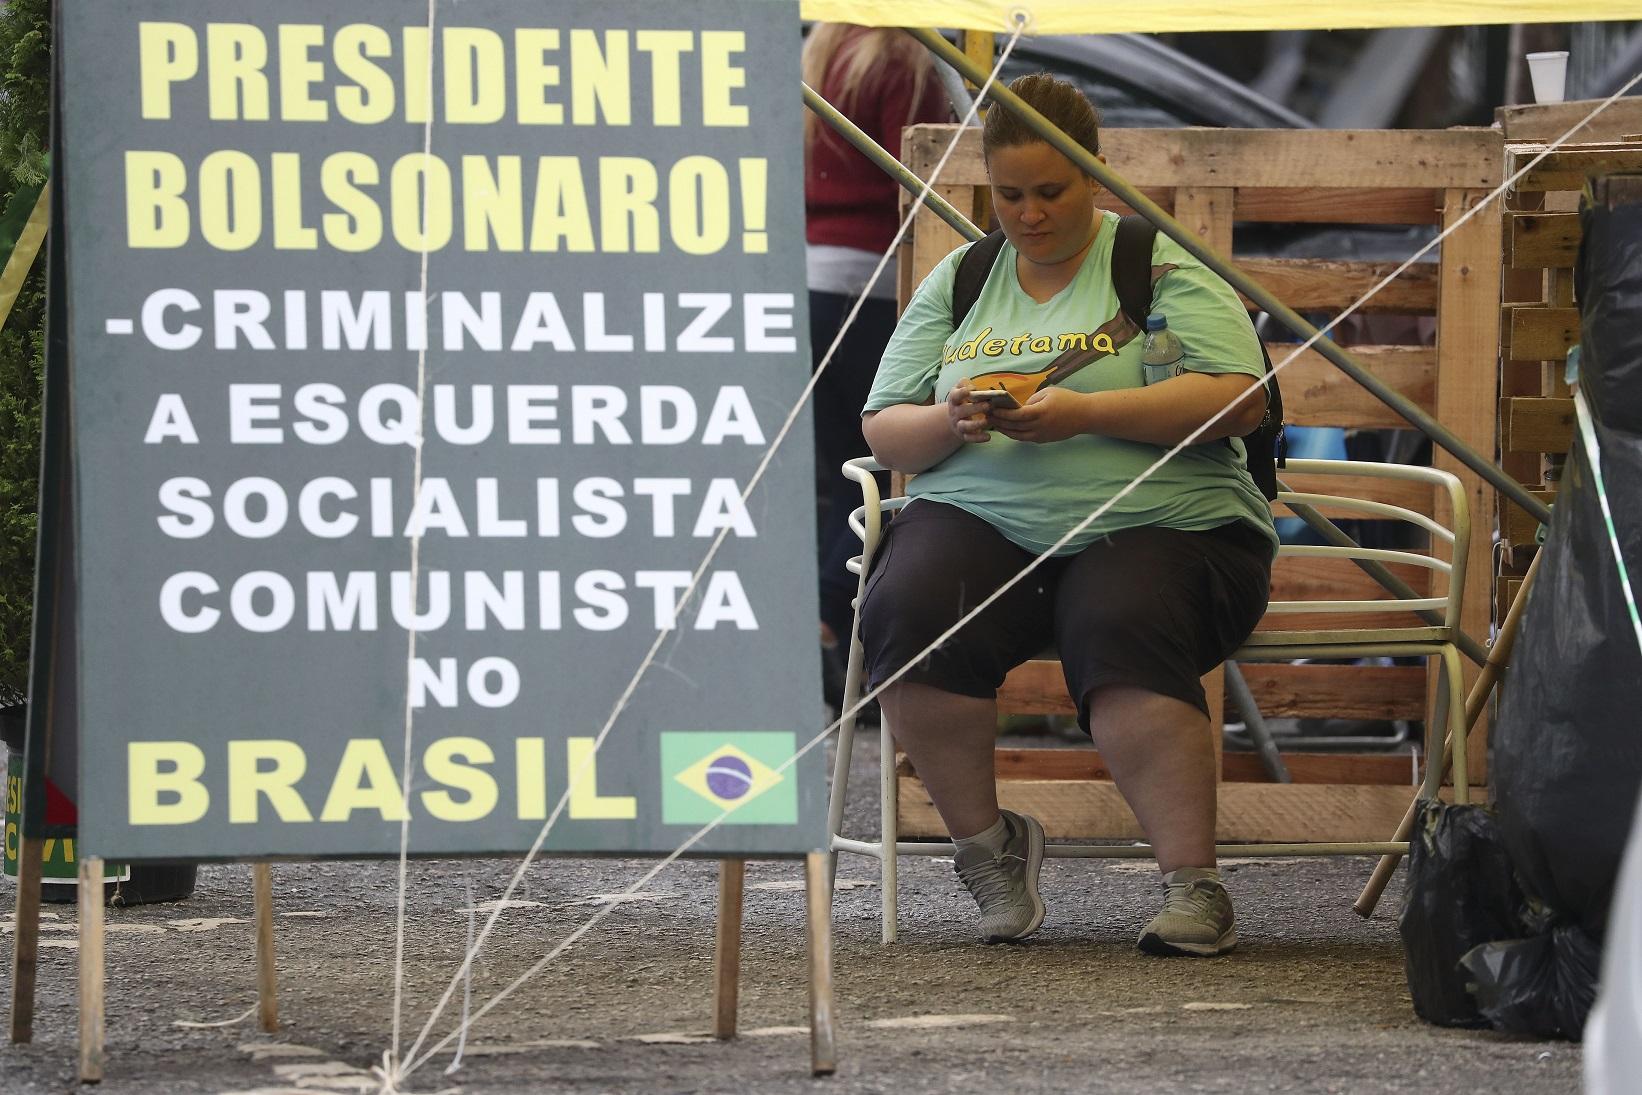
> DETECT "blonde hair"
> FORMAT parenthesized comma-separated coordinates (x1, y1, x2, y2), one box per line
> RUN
(802, 24, 939, 154)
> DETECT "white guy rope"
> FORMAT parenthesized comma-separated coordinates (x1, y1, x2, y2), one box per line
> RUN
(400, 40, 1642, 1092)
(171, 1005, 257, 1029)
(386, 0, 440, 1080)
(393, 16, 1032, 1077)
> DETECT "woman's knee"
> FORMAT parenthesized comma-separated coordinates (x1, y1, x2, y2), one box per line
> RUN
(880, 680, 996, 735)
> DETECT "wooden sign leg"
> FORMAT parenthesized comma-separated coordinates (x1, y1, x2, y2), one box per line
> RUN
(78, 857, 104, 1084)
(8, 835, 45, 1043)
(712, 859, 745, 1040)
(805, 852, 837, 1076)
(253, 863, 279, 1032)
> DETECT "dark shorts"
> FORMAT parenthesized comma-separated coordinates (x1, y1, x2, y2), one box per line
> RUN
(858, 500, 1273, 725)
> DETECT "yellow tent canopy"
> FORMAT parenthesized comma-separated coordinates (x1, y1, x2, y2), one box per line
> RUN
(800, 1, 1642, 34)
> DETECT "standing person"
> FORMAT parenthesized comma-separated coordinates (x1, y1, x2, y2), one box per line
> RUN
(803, 24, 950, 701)
(858, 74, 1276, 956)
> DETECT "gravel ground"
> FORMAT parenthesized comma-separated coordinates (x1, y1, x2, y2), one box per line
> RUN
(2, 734, 1582, 1094)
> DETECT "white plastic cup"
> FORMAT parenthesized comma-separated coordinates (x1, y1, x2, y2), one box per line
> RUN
(1527, 51, 1570, 105)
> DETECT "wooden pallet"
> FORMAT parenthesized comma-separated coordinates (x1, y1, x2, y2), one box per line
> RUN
(893, 124, 1503, 843)
(896, 750, 1482, 843)
(1496, 102, 1642, 616)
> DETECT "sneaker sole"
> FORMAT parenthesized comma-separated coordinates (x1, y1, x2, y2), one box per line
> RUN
(1136, 925, 1238, 957)
(983, 813, 1046, 944)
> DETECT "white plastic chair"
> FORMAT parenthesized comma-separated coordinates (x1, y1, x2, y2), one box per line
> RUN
(825, 457, 1471, 941)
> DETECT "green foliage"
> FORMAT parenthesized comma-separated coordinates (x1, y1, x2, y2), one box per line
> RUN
(0, 0, 51, 700)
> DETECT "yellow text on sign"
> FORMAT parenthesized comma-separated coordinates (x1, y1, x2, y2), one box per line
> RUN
(126, 736, 636, 825)
(124, 150, 769, 255)
(137, 23, 749, 127)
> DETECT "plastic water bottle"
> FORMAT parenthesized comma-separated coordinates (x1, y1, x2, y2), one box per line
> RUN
(1141, 314, 1185, 385)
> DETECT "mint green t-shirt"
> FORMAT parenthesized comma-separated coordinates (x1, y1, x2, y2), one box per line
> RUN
(863, 209, 1278, 557)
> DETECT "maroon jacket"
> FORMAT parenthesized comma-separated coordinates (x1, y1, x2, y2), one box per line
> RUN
(806, 29, 951, 254)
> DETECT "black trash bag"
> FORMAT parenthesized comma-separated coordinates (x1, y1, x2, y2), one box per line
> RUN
(1494, 434, 1642, 939)
(108, 862, 198, 906)
(1400, 801, 1526, 1026)
(1493, 188, 1642, 941)
(37, 862, 199, 906)
(1461, 924, 1603, 1040)
(0, 701, 25, 756)
(1576, 179, 1642, 435)
(1476, 183, 1642, 1041)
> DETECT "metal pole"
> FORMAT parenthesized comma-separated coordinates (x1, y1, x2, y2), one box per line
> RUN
(961, 32, 996, 93)
(1223, 661, 1291, 783)
(802, 84, 982, 243)
(960, 31, 997, 229)
(905, 27, 1552, 529)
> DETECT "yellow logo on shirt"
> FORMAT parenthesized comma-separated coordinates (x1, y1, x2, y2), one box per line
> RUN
(942, 326, 1116, 366)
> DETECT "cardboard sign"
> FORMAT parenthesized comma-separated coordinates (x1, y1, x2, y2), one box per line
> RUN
(60, 0, 825, 859)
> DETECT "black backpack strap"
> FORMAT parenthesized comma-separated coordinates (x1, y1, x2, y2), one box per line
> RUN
(1113, 213, 1284, 499)
(957, 219, 1153, 329)
(1111, 214, 1158, 328)
(950, 229, 1008, 329)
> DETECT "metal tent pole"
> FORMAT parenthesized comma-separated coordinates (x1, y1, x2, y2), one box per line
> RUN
(802, 84, 981, 242)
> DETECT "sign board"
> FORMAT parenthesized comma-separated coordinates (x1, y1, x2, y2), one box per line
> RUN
(59, 0, 825, 860)
(5, 751, 127, 882)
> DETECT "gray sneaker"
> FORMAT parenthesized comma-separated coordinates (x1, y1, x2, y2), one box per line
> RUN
(1138, 869, 1237, 957)
(953, 810, 1046, 943)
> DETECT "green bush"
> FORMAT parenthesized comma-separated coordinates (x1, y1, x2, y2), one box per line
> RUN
(0, 0, 51, 701)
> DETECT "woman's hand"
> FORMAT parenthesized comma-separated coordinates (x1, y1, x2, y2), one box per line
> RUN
(946, 380, 993, 445)
(989, 387, 1092, 444)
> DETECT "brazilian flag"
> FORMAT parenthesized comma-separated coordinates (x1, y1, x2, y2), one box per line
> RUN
(660, 732, 798, 825)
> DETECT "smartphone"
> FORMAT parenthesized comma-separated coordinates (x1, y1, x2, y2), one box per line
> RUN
(969, 388, 1021, 410)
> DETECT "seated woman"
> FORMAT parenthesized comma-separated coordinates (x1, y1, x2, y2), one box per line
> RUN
(858, 74, 1276, 956)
